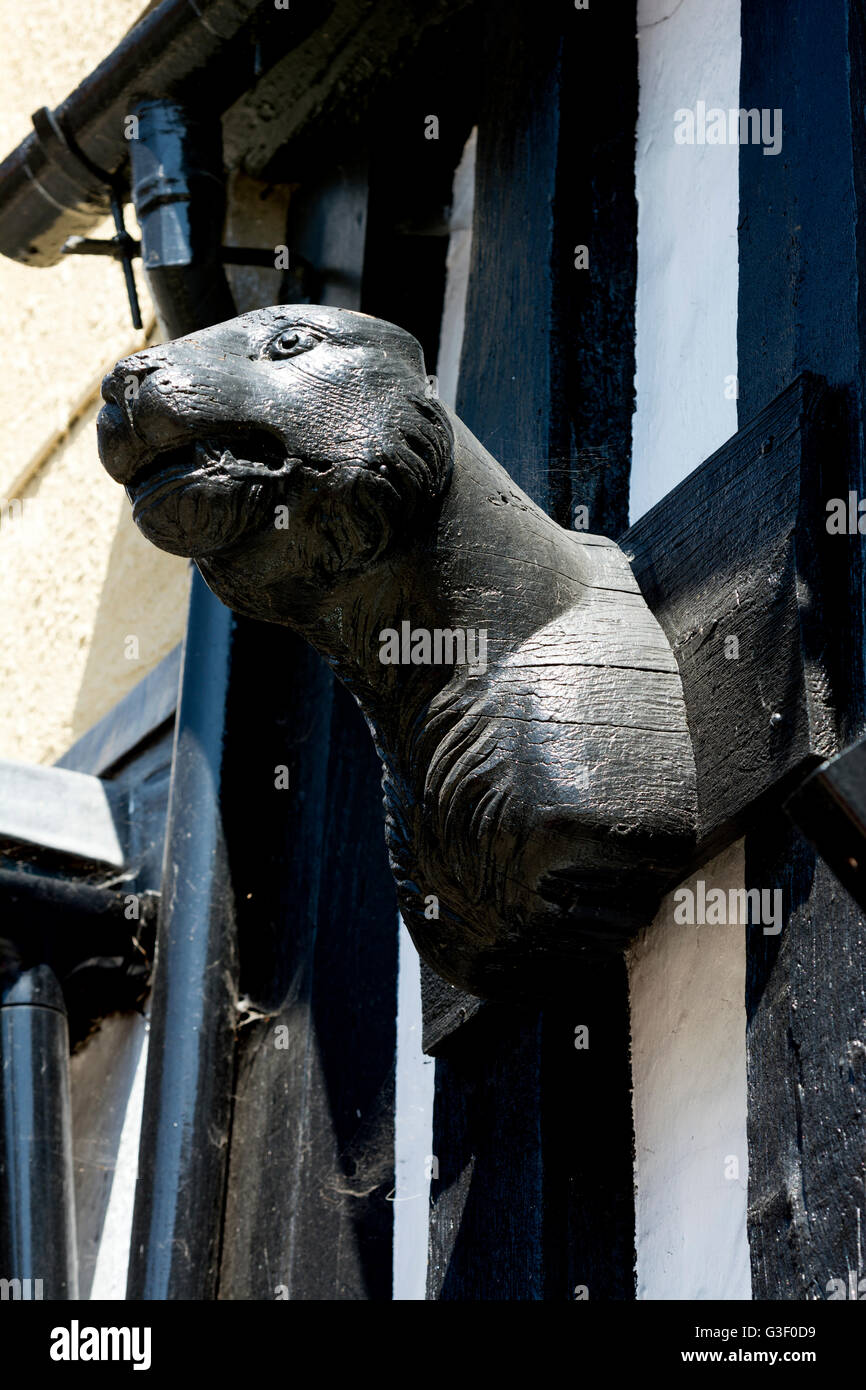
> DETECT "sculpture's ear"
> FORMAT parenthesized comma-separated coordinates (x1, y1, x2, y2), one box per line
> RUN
(388, 388, 455, 504)
(352, 313, 431, 384)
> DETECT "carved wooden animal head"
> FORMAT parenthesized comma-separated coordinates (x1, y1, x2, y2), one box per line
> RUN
(98, 306, 453, 618)
(98, 306, 697, 999)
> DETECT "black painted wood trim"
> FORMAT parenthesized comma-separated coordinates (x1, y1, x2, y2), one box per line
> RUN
(425, 0, 638, 1300)
(215, 162, 400, 1301)
(739, 0, 866, 1300)
(786, 733, 866, 915)
(216, 629, 399, 1301)
(55, 643, 181, 778)
(623, 372, 846, 861)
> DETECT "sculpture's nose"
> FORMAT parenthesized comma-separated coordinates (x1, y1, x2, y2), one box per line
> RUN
(100, 351, 163, 412)
(98, 351, 168, 485)
(97, 395, 143, 484)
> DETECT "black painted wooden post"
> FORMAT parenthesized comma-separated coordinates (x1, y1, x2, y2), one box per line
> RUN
(425, 0, 639, 1300)
(216, 169, 400, 1302)
(739, 0, 866, 1299)
(125, 105, 397, 1303)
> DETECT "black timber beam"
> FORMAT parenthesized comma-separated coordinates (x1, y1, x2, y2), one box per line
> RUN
(424, 371, 850, 1054)
(739, 0, 866, 1301)
(216, 628, 399, 1301)
(216, 159, 399, 1302)
(424, 0, 638, 1300)
(786, 735, 866, 916)
(222, 0, 472, 181)
(622, 372, 846, 862)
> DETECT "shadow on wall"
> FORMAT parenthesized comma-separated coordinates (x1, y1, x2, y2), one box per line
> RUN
(0, 393, 189, 764)
(70, 497, 190, 747)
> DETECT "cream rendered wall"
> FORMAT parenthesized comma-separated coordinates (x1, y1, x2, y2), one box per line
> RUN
(0, 0, 190, 764)
(629, 0, 750, 1299)
(0, 409, 191, 764)
(629, 846, 751, 1299)
(0, 3, 194, 1301)
(630, 0, 741, 520)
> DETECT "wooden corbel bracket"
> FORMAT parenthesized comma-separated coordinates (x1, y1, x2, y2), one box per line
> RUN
(625, 372, 844, 861)
(95, 309, 842, 1039)
(425, 373, 846, 1050)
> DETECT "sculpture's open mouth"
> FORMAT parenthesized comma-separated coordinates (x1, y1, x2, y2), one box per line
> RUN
(128, 430, 300, 522)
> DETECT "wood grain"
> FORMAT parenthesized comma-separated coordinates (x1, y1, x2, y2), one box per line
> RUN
(623, 372, 846, 861)
(739, 0, 866, 1301)
(425, 0, 639, 1299)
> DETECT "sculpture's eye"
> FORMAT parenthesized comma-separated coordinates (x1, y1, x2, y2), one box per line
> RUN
(265, 328, 320, 360)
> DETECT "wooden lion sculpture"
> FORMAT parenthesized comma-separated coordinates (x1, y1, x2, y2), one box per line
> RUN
(98, 305, 696, 998)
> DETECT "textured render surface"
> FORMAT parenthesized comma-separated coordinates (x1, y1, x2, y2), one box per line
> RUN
(0, 0, 140, 151)
(0, 400, 190, 764)
(0, 1, 190, 763)
(629, 842, 751, 1300)
(631, 0, 740, 521)
(0, 0, 155, 497)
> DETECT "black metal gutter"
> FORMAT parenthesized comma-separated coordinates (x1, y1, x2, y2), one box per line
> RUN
(0, 966, 78, 1300)
(130, 100, 236, 335)
(0, 871, 157, 1301)
(0, 0, 320, 267)
(123, 100, 240, 1301)
(126, 572, 240, 1300)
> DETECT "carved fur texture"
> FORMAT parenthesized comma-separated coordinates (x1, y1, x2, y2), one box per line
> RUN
(99, 306, 697, 998)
